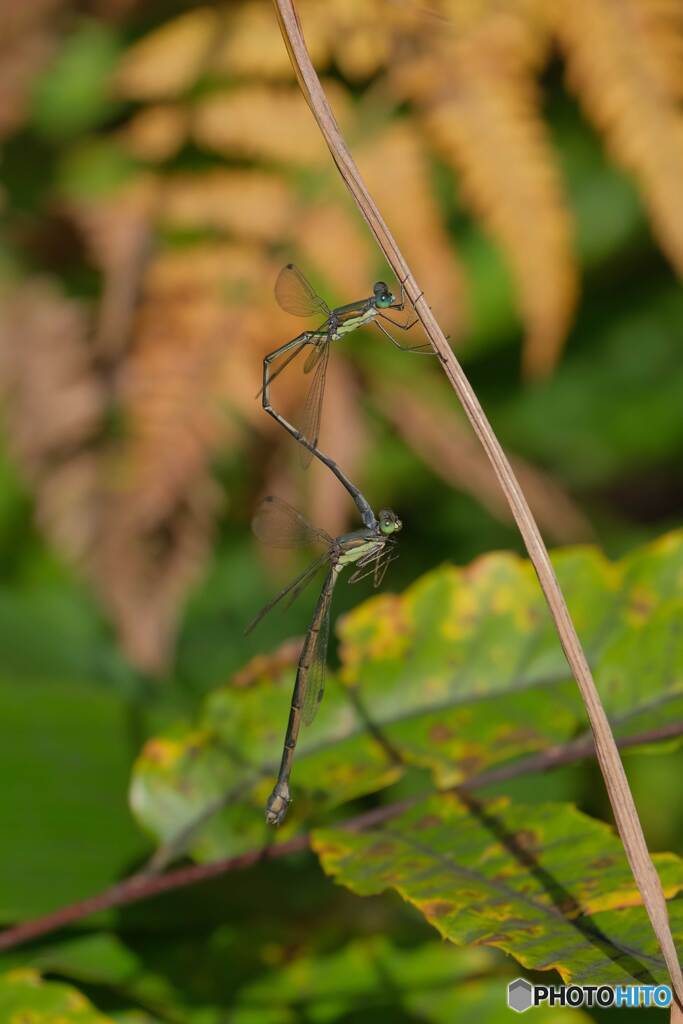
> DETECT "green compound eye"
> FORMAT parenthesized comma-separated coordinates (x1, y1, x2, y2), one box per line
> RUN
(378, 509, 402, 535)
(373, 282, 394, 308)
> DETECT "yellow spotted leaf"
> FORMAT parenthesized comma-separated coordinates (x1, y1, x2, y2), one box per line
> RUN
(313, 795, 683, 986)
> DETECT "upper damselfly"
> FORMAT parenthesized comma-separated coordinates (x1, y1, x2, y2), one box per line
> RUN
(260, 265, 431, 527)
(247, 495, 402, 825)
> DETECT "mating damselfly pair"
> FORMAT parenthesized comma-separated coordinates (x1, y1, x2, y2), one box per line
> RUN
(252, 266, 430, 824)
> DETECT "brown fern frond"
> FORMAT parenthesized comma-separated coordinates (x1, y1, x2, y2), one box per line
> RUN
(193, 82, 351, 165)
(67, 180, 156, 278)
(325, 0, 392, 80)
(115, 7, 219, 100)
(0, 1, 65, 140)
(325, 0, 428, 80)
(0, 281, 105, 565)
(211, 0, 437, 85)
(66, 180, 157, 360)
(96, 477, 221, 673)
(391, 1, 576, 377)
(0, 266, 224, 673)
(90, 241, 264, 671)
(97, 396, 222, 672)
(160, 170, 296, 243)
(119, 103, 188, 162)
(360, 121, 468, 336)
(551, 0, 683, 282)
(296, 201, 376, 300)
(214, 0, 329, 79)
(0, 230, 283, 671)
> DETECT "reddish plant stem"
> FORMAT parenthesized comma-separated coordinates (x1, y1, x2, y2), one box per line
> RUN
(0, 721, 679, 954)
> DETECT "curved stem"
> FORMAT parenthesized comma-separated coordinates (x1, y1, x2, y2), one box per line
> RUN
(271, 0, 683, 1004)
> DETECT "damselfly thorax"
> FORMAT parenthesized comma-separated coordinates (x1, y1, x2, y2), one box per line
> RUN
(303, 303, 378, 371)
(328, 302, 379, 339)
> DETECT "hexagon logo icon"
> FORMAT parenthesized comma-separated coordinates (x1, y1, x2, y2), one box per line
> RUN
(508, 978, 533, 1013)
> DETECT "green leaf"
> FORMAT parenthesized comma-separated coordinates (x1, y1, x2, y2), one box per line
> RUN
(0, 970, 114, 1022)
(0, 585, 130, 688)
(110, 1014, 160, 1023)
(0, 931, 229, 1022)
(130, 529, 683, 856)
(3, 932, 592, 1024)
(313, 796, 683, 987)
(57, 139, 139, 199)
(31, 21, 122, 140)
(500, 287, 683, 485)
(231, 937, 592, 1024)
(2, 925, 285, 1022)
(0, 680, 148, 920)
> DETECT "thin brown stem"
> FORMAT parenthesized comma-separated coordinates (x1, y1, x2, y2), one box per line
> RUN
(0, 720, 679, 955)
(272, 0, 683, 1003)
(0, 835, 308, 954)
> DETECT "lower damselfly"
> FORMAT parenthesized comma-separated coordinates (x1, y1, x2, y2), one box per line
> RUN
(261, 264, 431, 528)
(247, 496, 402, 825)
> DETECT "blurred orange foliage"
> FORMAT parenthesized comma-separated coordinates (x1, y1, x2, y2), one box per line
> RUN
(2, 0, 683, 668)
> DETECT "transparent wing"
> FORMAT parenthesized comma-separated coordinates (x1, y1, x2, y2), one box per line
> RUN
(298, 338, 330, 468)
(245, 551, 329, 635)
(303, 339, 325, 374)
(275, 264, 331, 319)
(301, 579, 333, 726)
(252, 495, 332, 549)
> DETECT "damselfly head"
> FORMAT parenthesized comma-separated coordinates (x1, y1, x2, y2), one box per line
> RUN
(373, 281, 395, 308)
(378, 508, 402, 535)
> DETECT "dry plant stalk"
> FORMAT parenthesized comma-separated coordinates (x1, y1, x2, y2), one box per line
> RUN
(272, 0, 683, 1006)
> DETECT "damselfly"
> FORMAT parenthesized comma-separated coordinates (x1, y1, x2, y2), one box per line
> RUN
(261, 265, 431, 528)
(247, 495, 402, 825)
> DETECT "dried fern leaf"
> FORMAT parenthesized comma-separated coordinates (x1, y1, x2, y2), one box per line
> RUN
(215, 0, 330, 79)
(0, 238, 278, 672)
(0, 280, 104, 565)
(93, 244, 243, 671)
(66, 180, 157, 360)
(193, 83, 350, 165)
(360, 121, 468, 337)
(119, 103, 188, 162)
(0, 1, 64, 139)
(160, 170, 296, 242)
(326, 0, 426, 80)
(405, 2, 576, 376)
(296, 201, 376, 301)
(551, 0, 683, 283)
(115, 7, 218, 100)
